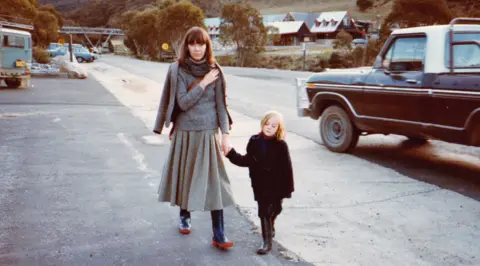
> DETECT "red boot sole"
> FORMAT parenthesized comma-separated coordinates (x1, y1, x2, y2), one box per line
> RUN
(179, 229, 191, 235)
(212, 240, 234, 249)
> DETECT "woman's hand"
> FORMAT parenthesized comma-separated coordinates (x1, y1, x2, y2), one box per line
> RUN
(221, 133, 232, 156)
(199, 69, 219, 89)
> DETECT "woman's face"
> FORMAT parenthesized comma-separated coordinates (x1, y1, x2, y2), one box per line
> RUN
(188, 43, 206, 61)
(262, 116, 280, 137)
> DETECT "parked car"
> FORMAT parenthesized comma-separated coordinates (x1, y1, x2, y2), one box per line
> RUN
(0, 27, 32, 88)
(48, 46, 95, 63)
(295, 18, 480, 153)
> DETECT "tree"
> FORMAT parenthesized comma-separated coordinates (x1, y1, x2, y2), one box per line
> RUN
(333, 29, 353, 52)
(266, 25, 281, 45)
(32, 10, 59, 47)
(356, 0, 374, 11)
(446, 0, 480, 18)
(381, 0, 453, 37)
(38, 4, 65, 27)
(0, 0, 37, 23)
(220, 2, 268, 66)
(128, 8, 160, 59)
(156, 0, 206, 56)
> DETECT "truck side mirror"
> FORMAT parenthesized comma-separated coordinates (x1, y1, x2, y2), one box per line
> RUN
(382, 59, 390, 69)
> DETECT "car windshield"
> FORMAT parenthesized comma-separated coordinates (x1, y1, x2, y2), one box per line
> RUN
(446, 32, 480, 68)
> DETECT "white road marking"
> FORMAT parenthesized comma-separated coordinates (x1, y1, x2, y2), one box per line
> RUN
(117, 132, 157, 188)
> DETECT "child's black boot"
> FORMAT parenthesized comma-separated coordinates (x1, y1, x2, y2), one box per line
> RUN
(257, 216, 273, 255)
(271, 213, 278, 238)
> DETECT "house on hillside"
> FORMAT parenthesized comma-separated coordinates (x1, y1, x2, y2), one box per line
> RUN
(310, 11, 364, 42)
(265, 21, 311, 46)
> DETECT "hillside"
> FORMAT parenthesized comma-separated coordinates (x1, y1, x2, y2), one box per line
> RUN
(40, 0, 394, 24)
(40, 0, 476, 27)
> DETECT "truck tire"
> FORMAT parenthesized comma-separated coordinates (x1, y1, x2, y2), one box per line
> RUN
(77, 57, 84, 63)
(5, 78, 21, 88)
(320, 106, 359, 153)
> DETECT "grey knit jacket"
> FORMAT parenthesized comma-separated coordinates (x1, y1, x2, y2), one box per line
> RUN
(153, 61, 233, 135)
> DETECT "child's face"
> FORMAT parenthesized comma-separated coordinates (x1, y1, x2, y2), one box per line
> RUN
(262, 116, 280, 137)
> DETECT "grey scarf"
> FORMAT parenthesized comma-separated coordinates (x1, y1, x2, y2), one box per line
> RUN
(181, 57, 212, 77)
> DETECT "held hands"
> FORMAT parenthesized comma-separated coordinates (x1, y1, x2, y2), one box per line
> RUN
(221, 134, 232, 156)
(199, 69, 219, 89)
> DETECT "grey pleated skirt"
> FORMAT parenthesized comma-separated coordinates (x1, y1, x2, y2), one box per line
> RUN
(157, 129, 235, 211)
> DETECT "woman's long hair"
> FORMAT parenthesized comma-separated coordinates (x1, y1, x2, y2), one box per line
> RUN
(178, 26, 215, 65)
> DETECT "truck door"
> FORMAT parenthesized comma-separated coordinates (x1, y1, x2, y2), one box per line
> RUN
(363, 35, 430, 125)
(0, 32, 3, 67)
(429, 32, 480, 130)
(1, 34, 26, 69)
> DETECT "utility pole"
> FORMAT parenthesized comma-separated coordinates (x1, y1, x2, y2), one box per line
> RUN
(302, 42, 307, 71)
(69, 34, 73, 62)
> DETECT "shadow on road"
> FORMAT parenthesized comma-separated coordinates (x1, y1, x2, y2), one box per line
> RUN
(351, 139, 480, 201)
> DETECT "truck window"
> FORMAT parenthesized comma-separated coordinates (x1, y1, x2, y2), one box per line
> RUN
(446, 32, 480, 69)
(384, 37, 426, 72)
(2, 35, 25, 49)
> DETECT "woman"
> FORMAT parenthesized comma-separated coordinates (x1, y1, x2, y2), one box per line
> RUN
(153, 26, 235, 249)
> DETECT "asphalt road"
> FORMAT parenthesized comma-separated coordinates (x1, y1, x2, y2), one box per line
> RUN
(96, 55, 480, 201)
(0, 77, 311, 266)
(81, 57, 480, 265)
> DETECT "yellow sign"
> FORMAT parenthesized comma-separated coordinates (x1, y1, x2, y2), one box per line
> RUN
(15, 60, 25, 68)
(58, 38, 65, 45)
(162, 43, 169, 51)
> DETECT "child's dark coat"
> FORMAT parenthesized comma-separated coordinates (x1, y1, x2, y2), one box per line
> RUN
(226, 134, 294, 202)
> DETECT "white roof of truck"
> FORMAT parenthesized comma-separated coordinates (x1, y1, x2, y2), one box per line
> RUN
(390, 24, 480, 74)
(392, 24, 480, 35)
(1, 28, 32, 36)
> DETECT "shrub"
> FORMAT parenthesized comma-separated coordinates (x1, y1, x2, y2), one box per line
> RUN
(33, 47, 51, 64)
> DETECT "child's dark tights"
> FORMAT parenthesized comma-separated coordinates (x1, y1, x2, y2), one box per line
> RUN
(257, 199, 283, 218)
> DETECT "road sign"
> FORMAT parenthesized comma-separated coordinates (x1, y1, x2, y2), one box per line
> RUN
(162, 43, 169, 51)
(58, 38, 65, 45)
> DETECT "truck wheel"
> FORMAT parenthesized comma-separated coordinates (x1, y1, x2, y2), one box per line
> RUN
(77, 57, 84, 63)
(320, 106, 359, 153)
(5, 78, 21, 88)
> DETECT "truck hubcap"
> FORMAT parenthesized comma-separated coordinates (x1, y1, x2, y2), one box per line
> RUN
(324, 115, 344, 144)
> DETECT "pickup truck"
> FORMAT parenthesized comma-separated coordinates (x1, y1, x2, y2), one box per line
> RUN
(295, 18, 480, 153)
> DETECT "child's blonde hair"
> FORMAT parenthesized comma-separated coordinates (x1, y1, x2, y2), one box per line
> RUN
(260, 110, 285, 140)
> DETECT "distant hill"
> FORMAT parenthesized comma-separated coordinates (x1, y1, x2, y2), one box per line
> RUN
(39, 0, 476, 27)
(38, 0, 88, 12)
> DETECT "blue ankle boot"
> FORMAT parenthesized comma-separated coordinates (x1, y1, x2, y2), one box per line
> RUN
(211, 210, 234, 249)
(179, 209, 191, 234)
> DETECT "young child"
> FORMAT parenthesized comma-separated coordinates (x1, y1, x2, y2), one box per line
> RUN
(225, 110, 294, 255)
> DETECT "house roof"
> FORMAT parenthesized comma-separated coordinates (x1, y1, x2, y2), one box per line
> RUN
(287, 12, 321, 29)
(310, 11, 348, 33)
(266, 21, 306, 35)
